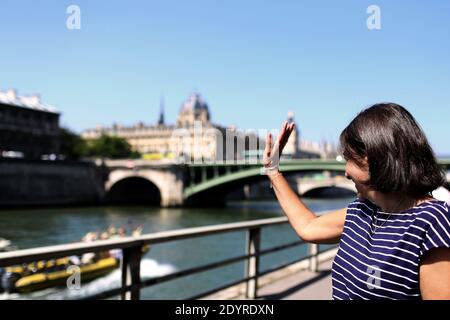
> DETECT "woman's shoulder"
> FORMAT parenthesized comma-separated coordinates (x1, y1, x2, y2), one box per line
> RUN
(411, 199, 450, 258)
(346, 197, 377, 213)
(345, 198, 450, 224)
(411, 199, 450, 226)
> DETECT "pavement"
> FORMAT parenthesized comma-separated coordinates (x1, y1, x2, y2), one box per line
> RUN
(202, 250, 336, 300)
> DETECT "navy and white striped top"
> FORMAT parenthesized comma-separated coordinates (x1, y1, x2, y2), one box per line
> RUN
(332, 198, 450, 300)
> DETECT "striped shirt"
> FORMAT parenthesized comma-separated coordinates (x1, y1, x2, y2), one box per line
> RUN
(332, 198, 450, 300)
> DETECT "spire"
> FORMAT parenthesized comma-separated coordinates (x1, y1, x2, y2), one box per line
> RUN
(158, 96, 165, 126)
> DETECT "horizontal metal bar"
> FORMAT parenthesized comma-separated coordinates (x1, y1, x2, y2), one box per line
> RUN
(125, 241, 305, 289)
(139, 253, 252, 288)
(0, 239, 141, 267)
(82, 246, 337, 300)
(83, 276, 254, 301)
(187, 246, 337, 300)
(136, 217, 288, 245)
(0, 217, 289, 267)
(81, 241, 307, 300)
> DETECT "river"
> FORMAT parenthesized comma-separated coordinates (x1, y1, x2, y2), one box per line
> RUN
(0, 197, 353, 300)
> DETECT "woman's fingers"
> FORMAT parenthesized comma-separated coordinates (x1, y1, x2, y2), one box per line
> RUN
(287, 122, 295, 138)
(280, 122, 290, 146)
(277, 122, 285, 141)
(263, 121, 295, 167)
(279, 121, 288, 143)
(280, 124, 289, 147)
(276, 122, 287, 150)
(264, 133, 272, 154)
(279, 122, 295, 151)
(263, 133, 273, 166)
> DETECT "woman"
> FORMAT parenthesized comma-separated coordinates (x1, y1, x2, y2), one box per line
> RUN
(263, 103, 450, 300)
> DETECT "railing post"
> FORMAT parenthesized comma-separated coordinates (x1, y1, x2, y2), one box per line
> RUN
(120, 245, 142, 300)
(308, 243, 319, 272)
(245, 227, 261, 299)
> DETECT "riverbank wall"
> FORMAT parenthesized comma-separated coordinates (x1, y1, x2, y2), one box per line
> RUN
(0, 158, 105, 208)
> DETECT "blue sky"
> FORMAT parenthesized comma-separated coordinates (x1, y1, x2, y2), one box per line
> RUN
(1, 0, 449, 155)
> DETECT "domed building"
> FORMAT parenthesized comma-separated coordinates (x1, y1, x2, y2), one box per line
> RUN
(82, 92, 261, 162)
(177, 93, 211, 128)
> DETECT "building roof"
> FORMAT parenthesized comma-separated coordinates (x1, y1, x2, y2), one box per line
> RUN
(181, 92, 209, 112)
(0, 89, 59, 114)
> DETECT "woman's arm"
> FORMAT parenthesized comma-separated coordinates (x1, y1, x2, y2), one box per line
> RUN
(420, 248, 450, 299)
(270, 173, 346, 244)
(263, 122, 346, 244)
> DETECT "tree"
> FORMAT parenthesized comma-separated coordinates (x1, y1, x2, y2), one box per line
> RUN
(59, 127, 88, 160)
(85, 134, 140, 159)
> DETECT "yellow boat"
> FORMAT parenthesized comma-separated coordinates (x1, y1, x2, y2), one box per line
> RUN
(2, 256, 119, 294)
(1, 227, 149, 294)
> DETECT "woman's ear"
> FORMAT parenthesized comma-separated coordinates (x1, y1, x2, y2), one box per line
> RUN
(363, 156, 370, 170)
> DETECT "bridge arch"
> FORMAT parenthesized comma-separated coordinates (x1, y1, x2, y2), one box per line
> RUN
(105, 176, 161, 205)
(105, 168, 184, 207)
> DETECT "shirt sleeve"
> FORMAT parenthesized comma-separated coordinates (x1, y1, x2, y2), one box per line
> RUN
(419, 203, 450, 259)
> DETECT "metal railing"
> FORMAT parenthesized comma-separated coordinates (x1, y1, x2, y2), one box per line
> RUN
(0, 217, 337, 300)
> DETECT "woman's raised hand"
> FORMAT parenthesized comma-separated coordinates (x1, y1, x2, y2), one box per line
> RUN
(263, 121, 295, 170)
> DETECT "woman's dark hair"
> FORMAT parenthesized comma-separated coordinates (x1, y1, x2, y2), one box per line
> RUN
(340, 103, 445, 197)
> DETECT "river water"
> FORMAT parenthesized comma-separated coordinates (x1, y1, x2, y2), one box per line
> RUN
(0, 197, 353, 300)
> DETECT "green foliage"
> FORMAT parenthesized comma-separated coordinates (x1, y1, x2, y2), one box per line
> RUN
(59, 128, 140, 159)
(59, 127, 87, 160)
(84, 134, 140, 159)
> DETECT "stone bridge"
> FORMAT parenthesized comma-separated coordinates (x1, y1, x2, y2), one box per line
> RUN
(102, 159, 450, 207)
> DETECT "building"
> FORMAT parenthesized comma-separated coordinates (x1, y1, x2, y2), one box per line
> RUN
(299, 139, 338, 159)
(283, 111, 300, 157)
(0, 89, 60, 159)
(82, 92, 263, 162)
(281, 111, 325, 159)
(82, 92, 338, 161)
